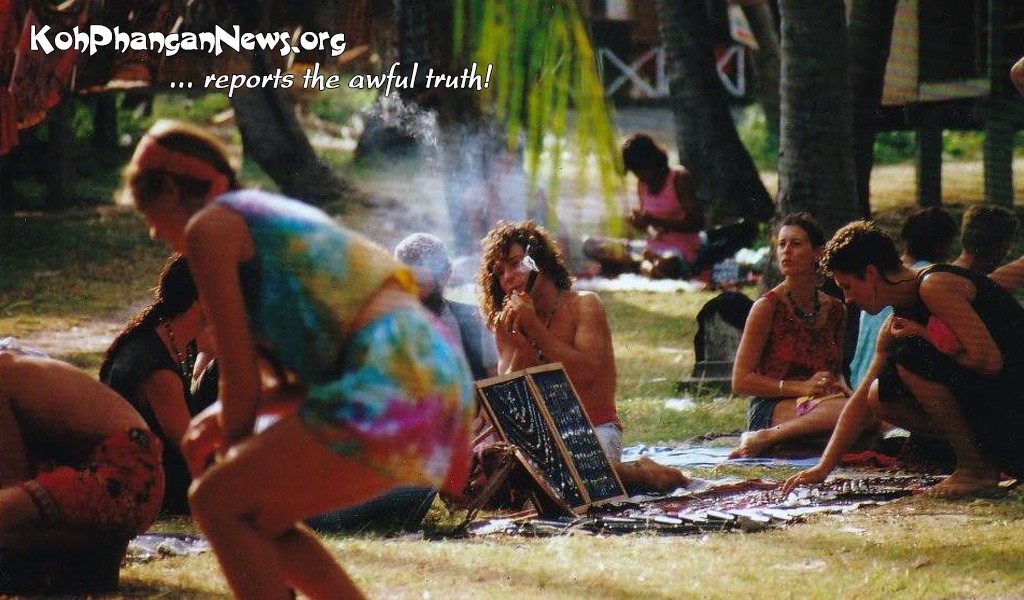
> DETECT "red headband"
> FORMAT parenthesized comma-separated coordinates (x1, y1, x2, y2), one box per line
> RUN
(131, 135, 230, 201)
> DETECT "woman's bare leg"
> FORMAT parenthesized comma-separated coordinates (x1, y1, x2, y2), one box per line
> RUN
(730, 398, 847, 458)
(189, 415, 402, 600)
(275, 524, 362, 597)
(895, 365, 1001, 497)
(865, 379, 943, 437)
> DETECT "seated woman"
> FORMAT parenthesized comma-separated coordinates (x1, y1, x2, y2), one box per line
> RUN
(730, 213, 850, 458)
(123, 119, 473, 599)
(0, 351, 162, 549)
(582, 133, 755, 280)
(100, 253, 212, 515)
(784, 222, 1024, 498)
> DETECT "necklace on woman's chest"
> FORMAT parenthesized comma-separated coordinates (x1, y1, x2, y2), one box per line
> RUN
(786, 287, 821, 322)
(160, 316, 193, 380)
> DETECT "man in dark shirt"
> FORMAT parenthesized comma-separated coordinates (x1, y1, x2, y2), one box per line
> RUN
(395, 233, 498, 380)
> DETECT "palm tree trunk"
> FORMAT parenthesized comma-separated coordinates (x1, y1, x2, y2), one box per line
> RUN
(776, 0, 859, 235)
(231, 51, 357, 207)
(655, 0, 774, 222)
(849, 0, 898, 219)
(741, 1, 781, 147)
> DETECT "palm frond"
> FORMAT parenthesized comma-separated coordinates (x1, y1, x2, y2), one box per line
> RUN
(453, 0, 625, 235)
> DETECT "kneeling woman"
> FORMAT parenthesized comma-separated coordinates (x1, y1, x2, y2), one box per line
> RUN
(785, 221, 1024, 498)
(730, 213, 850, 457)
(124, 120, 473, 599)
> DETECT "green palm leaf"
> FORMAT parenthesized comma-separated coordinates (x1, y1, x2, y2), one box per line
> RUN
(453, 0, 625, 235)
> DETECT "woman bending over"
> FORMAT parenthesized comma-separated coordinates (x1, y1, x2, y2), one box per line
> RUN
(123, 119, 473, 599)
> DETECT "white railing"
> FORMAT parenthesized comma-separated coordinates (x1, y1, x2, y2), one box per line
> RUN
(598, 44, 747, 99)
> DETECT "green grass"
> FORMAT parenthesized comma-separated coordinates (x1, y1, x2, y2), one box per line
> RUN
(0, 210, 168, 334)
(3, 99, 1024, 598)
(112, 494, 1024, 599)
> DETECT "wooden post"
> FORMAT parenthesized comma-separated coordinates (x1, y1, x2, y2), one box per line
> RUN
(983, 0, 1013, 207)
(916, 124, 942, 207)
(984, 116, 1014, 207)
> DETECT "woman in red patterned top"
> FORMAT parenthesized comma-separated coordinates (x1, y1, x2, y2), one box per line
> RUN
(729, 213, 850, 457)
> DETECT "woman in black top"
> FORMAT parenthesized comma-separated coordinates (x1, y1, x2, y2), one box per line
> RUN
(784, 221, 1024, 498)
(100, 254, 213, 514)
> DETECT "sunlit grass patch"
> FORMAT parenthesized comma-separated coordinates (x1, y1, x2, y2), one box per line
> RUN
(0, 210, 167, 328)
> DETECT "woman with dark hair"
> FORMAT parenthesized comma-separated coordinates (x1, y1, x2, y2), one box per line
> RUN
(783, 221, 1024, 498)
(729, 213, 850, 458)
(100, 253, 211, 515)
(123, 119, 473, 599)
(583, 132, 756, 280)
(848, 207, 957, 388)
(621, 133, 705, 278)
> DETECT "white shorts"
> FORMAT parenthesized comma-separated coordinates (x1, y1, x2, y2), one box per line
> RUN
(593, 422, 623, 463)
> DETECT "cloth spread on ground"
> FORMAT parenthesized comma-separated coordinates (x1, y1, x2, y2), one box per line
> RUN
(621, 443, 822, 469)
(467, 471, 952, 538)
(126, 533, 210, 562)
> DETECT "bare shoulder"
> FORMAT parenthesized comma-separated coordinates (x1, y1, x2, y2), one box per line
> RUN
(752, 287, 783, 312)
(186, 203, 245, 240)
(572, 289, 604, 308)
(919, 270, 975, 302)
(185, 203, 251, 260)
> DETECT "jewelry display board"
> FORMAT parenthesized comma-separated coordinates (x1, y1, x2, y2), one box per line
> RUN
(475, 364, 628, 515)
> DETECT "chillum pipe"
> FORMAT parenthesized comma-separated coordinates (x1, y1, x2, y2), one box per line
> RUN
(523, 243, 540, 293)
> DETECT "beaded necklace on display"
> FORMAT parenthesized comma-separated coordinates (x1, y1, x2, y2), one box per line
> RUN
(786, 287, 821, 322)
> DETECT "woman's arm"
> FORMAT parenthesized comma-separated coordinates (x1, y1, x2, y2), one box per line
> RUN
(919, 272, 1002, 375)
(138, 369, 193, 448)
(781, 345, 885, 495)
(988, 254, 1024, 292)
(185, 205, 262, 449)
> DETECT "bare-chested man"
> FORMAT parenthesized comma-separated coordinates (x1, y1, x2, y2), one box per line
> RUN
(0, 351, 163, 550)
(479, 221, 687, 491)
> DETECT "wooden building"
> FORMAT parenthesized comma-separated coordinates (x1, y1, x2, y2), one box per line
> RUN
(877, 0, 1023, 207)
(588, 0, 1023, 207)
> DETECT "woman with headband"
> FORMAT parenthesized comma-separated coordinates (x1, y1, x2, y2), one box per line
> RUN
(123, 119, 473, 599)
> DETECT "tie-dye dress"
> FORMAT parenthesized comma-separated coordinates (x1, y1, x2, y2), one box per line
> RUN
(216, 191, 473, 489)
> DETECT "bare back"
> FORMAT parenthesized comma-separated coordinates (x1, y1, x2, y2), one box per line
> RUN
(0, 353, 147, 460)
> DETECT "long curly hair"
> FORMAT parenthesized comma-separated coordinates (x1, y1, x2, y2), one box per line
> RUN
(477, 220, 572, 329)
(99, 254, 198, 380)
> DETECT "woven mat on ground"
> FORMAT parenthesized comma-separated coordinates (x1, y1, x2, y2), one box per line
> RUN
(467, 471, 947, 537)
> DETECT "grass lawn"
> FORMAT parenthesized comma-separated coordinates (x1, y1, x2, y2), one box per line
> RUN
(3, 105, 1024, 596)
(4, 208, 1024, 599)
